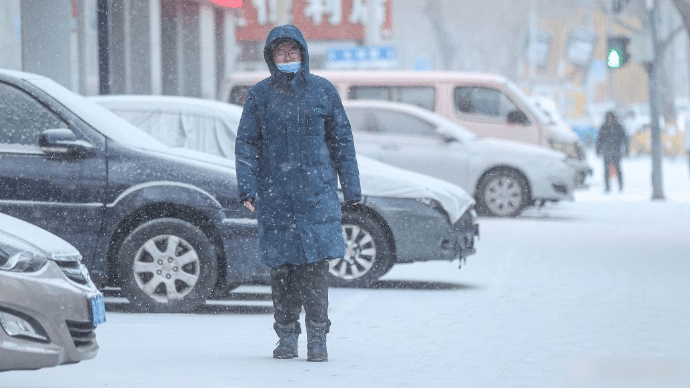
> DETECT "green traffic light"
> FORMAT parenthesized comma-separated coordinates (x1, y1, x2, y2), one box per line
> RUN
(607, 48, 622, 69)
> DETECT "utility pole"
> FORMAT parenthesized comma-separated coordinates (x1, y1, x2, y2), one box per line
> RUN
(647, 0, 665, 200)
(607, 1, 615, 105)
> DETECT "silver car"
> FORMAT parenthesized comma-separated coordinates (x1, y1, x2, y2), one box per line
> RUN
(0, 213, 105, 372)
(342, 100, 576, 217)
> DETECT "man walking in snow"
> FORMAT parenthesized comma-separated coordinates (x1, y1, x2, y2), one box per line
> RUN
(596, 111, 628, 192)
(235, 25, 361, 362)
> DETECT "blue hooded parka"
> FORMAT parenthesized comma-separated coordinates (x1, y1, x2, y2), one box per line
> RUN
(235, 25, 362, 268)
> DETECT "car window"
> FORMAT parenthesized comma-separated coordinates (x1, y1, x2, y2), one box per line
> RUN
(372, 109, 437, 137)
(0, 82, 68, 148)
(348, 86, 435, 110)
(348, 86, 389, 101)
(454, 86, 518, 119)
(345, 108, 375, 132)
(229, 86, 251, 106)
(29, 78, 168, 151)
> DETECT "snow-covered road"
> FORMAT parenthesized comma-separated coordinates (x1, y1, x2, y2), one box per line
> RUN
(3, 154, 690, 388)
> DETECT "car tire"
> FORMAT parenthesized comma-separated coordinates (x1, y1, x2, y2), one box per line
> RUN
(328, 211, 394, 287)
(476, 168, 529, 217)
(117, 218, 218, 313)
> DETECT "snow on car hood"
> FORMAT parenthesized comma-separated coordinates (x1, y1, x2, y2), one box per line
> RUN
(545, 123, 580, 143)
(160, 148, 473, 223)
(155, 146, 238, 171)
(357, 156, 474, 223)
(0, 213, 80, 259)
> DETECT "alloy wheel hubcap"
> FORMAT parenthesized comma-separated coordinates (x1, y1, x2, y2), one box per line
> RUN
(132, 234, 200, 303)
(329, 224, 377, 280)
(484, 176, 523, 216)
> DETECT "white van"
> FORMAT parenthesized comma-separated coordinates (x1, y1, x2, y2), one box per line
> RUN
(221, 70, 591, 187)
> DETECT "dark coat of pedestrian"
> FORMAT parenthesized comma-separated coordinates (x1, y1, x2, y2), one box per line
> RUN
(596, 111, 628, 192)
(235, 24, 362, 362)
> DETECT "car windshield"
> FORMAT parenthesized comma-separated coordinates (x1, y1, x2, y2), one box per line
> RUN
(418, 108, 477, 141)
(533, 103, 558, 125)
(28, 78, 169, 151)
(505, 81, 552, 126)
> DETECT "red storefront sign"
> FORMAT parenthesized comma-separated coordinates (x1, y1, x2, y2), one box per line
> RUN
(209, 0, 242, 7)
(236, 0, 392, 42)
(235, 0, 276, 41)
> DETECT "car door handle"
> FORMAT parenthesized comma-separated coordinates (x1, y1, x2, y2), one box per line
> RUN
(381, 143, 399, 150)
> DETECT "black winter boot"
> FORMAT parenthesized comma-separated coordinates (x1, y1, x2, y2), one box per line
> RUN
(306, 320, 328, 362)
(273, 322, 300, 359)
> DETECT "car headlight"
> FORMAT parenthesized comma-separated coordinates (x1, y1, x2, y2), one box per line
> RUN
(0, 245, 48, 273)
(469, 206, 478, 223)
(548, 139, 579, 160)
(418, 198, 449, 218)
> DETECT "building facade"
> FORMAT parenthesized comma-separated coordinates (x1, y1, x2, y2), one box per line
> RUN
(2, 0, 238, 99)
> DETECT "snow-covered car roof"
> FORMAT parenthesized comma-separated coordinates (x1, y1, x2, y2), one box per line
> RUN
(91, 95, 474, 222)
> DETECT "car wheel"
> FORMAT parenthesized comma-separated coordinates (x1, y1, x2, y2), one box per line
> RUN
(328, 212, 394, 287)
(117, 218, 218, 313)
(477, 168, 529, 217)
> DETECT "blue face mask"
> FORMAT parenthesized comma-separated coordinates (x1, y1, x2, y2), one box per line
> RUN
(276, 61, 301, 74)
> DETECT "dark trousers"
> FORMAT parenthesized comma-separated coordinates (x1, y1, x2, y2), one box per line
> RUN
(270, 260, 331, 330)
(603, 154, 623, 191)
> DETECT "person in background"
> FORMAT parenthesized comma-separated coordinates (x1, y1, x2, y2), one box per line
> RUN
(596, 111, 629, 192)
(235, 25, 361, 362)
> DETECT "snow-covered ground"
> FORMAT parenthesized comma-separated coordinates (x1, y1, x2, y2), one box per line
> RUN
(3, 153, 690, 388)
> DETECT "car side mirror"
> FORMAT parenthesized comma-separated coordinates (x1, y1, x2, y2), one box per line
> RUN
(507, 110, 530, 125)
(437, 130, 458, 143)
(39, 129, 95, 157)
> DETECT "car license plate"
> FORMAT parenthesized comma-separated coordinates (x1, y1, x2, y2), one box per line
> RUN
(90, 293, 106, 327)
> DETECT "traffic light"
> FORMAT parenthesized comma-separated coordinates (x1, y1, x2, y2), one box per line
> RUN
(607, 35, 630, 69)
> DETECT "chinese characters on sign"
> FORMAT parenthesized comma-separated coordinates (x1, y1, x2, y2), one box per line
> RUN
(303, 0, 342, 25)
(236, 0, 392, 41)
(326, 46, 396, 69)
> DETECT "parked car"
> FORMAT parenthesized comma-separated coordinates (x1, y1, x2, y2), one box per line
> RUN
(222, 70, 591, 188)
(0, 69, 265, 313)
(340, 100, 576, 217)
(0, 212, 105, 371)
(90, 95, 479, 287)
